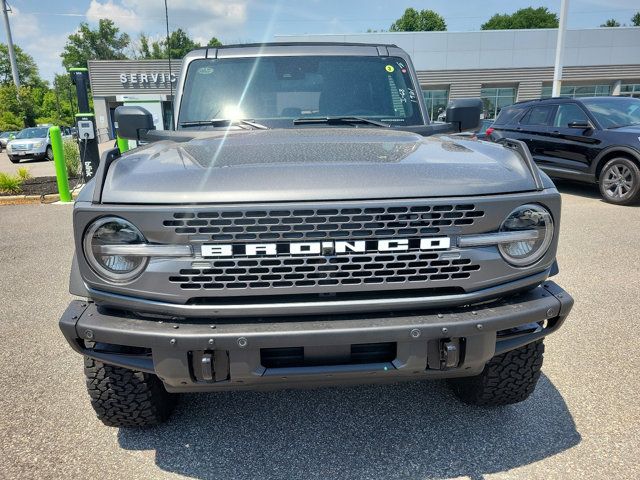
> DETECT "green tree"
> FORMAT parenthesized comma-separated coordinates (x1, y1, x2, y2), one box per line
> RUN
(61, 19, 130, 69)
(390, 8, 446, 31)
(138, 34, 165, 59)
(207, 37, 223, 47)
(0, 83, 38, 128)
(600, 18, 621, 27)
(138, 29, 208, 59)
(0, 109, 23, 130)
(166, 29, 200, 58)
(481, 7, 559, 30)
(37, 74, 77, 126)
(0, 43, 40, 86)
(633, 12, 640, 26)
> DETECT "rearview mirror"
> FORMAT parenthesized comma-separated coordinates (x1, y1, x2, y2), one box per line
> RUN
(114, 105, 156, 141)
(445, 98, 482, 132)
(567, 121, 591, 129)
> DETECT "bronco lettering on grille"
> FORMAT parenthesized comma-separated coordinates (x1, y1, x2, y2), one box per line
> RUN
(201, 237, 451, 258)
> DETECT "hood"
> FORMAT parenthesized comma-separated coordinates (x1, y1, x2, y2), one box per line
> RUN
(8, 137, 45, 146)
(610, 125, 640, 134)
(102, 128, 539, 204)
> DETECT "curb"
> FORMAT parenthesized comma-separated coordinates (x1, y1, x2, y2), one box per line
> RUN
(0, 190, 81, 206)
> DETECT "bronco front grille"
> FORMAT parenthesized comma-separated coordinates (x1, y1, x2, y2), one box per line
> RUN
(169, 252, 481, 291)
(162, 204, 485, 242)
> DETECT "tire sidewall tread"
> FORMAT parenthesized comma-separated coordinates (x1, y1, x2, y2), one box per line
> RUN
(84, 357, 177, 428)
(599, 157, 640, 205)
(448, 340, 545, 407)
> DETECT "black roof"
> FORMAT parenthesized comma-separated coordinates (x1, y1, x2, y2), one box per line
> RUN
(509, 95, 627, 108)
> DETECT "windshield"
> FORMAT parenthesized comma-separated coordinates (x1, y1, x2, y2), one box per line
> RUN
(581, 97, 640, 129)
(178, 56, 424, 128)
(15, 127, 48, 139)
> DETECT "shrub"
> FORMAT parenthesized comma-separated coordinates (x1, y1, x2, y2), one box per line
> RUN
(17, 167, 32, 181)
(0, 172, 22, 194)
(62, 139, 81, 178)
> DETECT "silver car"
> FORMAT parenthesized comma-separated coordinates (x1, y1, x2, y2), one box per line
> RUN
(0, 131, 18, 151)
(6, 126, 72, 164)
(6, 127, 52, 163)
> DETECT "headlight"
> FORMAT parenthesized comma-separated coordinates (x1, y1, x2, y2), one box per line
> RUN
(83, 217, 148, 282)
(33, 141, 44, 148)
(498, 204, 554, 267)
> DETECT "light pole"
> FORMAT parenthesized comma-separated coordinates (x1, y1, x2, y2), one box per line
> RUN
(1, 0, 21, 88)
(552, 0, 569, 97)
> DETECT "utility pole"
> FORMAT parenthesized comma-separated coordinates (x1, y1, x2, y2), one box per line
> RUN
(552, 0, 569, 97)
(1, 0, 21, 88)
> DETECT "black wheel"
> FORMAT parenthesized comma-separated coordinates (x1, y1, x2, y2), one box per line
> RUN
(46, 145, 54, 161)
(9, 156, 20, 164)
(84, 357, 178, 428)
(448, 340, 544, 406)
(599, 157, 640, 205)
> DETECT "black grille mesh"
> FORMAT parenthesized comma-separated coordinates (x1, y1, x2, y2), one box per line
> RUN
(169, 253, 481, 291)
(163, 204, 485, 242)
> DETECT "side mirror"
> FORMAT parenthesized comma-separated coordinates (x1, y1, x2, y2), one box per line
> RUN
(445, 98, 483, 132)
(114, 105, 155, 141)
(567, 121, 591, 129)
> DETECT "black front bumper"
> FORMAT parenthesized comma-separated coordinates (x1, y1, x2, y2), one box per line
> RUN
(60, 282, 573, 392)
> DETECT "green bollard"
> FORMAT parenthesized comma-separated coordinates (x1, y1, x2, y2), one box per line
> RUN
(116, 135, 129, 154)
(50, 126, 72, 203)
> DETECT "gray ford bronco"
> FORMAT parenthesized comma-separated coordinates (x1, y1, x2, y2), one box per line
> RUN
(59, 43, 573, 428)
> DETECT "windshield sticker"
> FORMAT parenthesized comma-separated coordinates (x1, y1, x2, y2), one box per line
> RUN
(398, 88, 407, 103)
(408, 88, 418, 103)
(197, 67, 214, 75)
(385, 65, 395, 73)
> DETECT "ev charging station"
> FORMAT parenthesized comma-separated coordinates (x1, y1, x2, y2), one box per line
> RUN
(70, 68, 100, 182)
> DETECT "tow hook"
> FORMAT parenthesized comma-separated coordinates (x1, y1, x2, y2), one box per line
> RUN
(201, 353, 214, 381)
(441, 339, 460, 369)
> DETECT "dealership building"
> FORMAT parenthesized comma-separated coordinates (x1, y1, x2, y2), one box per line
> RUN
(88, 27, 640, 141)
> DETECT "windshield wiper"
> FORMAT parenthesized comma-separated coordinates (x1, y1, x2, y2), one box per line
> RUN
(607, 122, 640, 129)
(293, 116, 391, 128)
(178, 119, 268, 130)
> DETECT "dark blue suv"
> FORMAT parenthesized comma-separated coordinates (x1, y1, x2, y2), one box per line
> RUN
(489, 96, 640, 205)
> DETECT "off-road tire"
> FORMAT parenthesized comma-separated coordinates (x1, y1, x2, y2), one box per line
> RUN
(598, 157, 640, 206)
(84, 357, 177, 428)
(448, 340, 544, 406)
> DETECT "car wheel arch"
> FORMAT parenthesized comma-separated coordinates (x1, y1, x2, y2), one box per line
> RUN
(593, 147, 640, 180)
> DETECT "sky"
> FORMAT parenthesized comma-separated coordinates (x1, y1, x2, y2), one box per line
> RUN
(2, 0, 639, 83)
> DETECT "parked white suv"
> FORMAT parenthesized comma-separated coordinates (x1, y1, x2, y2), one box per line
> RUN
(6, 126, 72, 164)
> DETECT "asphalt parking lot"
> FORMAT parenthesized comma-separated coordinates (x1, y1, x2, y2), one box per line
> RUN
(0, 149, 57, 177)
(0, 142, 114, 178)
(0, 181, 638, 479)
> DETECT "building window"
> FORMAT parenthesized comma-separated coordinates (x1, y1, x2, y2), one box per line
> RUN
(480, 87, 516, 119)
(422, 89, 449, 121)
(541, 84, 612, 98)
(620, 84, 640, 98)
